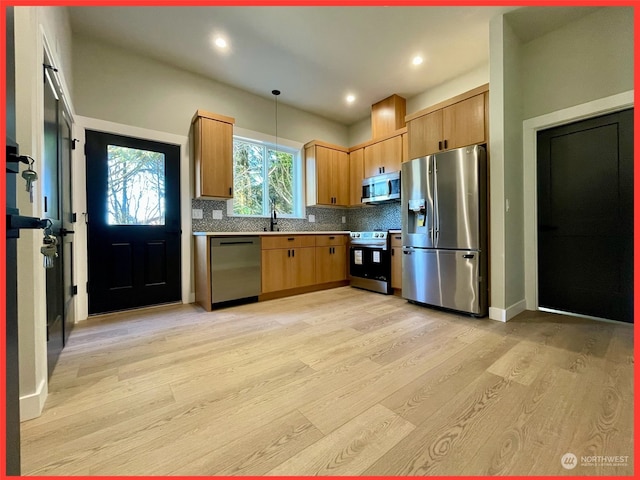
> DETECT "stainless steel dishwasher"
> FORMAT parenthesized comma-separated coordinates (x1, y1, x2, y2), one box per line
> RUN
(210, 236, 261, 306)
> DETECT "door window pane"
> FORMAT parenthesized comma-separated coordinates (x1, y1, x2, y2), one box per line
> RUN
(107, 145, 165, 225)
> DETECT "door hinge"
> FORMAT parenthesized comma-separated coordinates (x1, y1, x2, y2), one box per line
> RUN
(72, 285, 78, 295)
(86, 282, 89, 293)
(84, 143, 87, 156)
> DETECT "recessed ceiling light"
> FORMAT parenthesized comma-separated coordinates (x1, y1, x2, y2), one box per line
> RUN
(346, 94, 356, 104)
(412, 56, 424, 66)
(214, 37, 228, 49)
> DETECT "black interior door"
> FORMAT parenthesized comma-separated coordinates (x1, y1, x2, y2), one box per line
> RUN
(60, 109, 75, 345)
(43, 66, 64, 377)
(85, 130, 181, 315)
(537, 108, 633, 323)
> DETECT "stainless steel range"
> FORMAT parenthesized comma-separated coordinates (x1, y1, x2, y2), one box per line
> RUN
(348, 231, 392, 294)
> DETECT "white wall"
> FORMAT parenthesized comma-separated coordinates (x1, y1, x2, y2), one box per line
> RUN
(520, 7, 633, 120)
(72, 35, 350, 146)
(14, 6, 75, 420)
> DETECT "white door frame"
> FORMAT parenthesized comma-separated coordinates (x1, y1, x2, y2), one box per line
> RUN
(74, 116, 192, 322)
(523, 90, 634, 310)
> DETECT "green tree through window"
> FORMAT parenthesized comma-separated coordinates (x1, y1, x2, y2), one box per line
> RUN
(233, 138, 298, 217)
(107, 145, 165, 225)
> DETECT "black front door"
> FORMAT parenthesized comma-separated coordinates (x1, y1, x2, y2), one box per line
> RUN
(85, 130, 181, 315)
(537, 108, 633, 323)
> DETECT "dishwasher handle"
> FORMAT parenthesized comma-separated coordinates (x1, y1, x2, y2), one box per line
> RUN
(210, 236, 260, 247)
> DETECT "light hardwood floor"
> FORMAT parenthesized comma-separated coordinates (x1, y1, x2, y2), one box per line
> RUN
(20, 287, 634, 476)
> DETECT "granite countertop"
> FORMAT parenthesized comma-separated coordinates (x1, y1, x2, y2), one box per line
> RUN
(193, 231, 351, 236)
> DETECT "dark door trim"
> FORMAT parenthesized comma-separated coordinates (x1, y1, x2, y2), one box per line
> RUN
(522, 90, 634, 318)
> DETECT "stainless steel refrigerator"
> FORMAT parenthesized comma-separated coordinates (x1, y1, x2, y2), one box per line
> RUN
(401, 145, 487, 316)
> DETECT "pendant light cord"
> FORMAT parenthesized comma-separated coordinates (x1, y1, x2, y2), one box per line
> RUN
(272, 89, 280, 156)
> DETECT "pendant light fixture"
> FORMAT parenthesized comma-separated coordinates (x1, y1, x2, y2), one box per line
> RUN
(272, 89, 280, 157)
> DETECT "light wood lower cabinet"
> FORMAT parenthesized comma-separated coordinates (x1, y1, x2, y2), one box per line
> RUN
(390, 233, 402, 290)
(261, 245, 316, 294)
(261, 247, 317, 293)
(316, 235, 347, 283)
(260, 234, 349, 295)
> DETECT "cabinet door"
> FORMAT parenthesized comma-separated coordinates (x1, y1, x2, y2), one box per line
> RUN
(199, 117, 233, 198)
(363, 136, 402, 177)
(315, 146, 334, 206)
(401, 132, 409, 163)
(261, 248, 290, 293)
(443, 93, 486, 150)
(349, 148, 364, 206)
(333, 150, 350, 206)
(380, 135, 402, 173)
(408, 109, 442, 159)
(332, 245, 347, 282)
(316, 245, 346, 283)
(292, 247, 316, 288)
(391, 246, 402, 290)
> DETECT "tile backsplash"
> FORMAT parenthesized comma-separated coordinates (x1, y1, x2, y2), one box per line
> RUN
(191, 199, 401, 233)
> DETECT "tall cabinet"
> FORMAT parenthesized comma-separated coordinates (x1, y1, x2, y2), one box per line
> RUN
(191, 110, 235, 199)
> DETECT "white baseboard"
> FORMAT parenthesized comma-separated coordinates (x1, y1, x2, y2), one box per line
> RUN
(20, 378, 47, 421)
(489, 299, 527, 322)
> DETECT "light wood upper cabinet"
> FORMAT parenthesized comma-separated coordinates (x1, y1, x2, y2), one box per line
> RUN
(401, 132, 409, 163)
(349, 148, 364, 207)
(363, 135, 402, 178)
(306, 143, 349, 207)
(407, 86, 488, 159)
(442, 93, 486, 150)
(408, 109, 443, 160)
(191, 110, 235, 199)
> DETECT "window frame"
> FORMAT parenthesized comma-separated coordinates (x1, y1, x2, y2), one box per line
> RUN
(227, 127, 304, 219)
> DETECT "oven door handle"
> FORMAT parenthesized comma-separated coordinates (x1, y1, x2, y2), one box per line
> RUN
(351, 244, 388, 250)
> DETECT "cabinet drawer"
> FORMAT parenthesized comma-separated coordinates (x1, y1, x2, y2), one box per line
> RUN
(315, 234, 347, 247)
(261, 235, 316, 250)
(390, 233, 402, 247)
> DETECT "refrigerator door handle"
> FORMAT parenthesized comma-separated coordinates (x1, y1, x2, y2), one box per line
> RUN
(433, 157, 439, 245)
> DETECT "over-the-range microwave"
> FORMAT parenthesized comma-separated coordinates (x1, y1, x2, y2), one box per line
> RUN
(362, 171, 401, 204)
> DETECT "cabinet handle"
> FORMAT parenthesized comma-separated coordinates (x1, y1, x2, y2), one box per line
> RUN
(391, 248, 394, 256)
(329, 236, 335, 240)
(288, 249, 291, 257)
(288, 237, 295, 241)
(229, 187, 233, 196)
(444, 139, 448, 149)
(438, 141, 442, 150)
(382, 166, 385, 173)
(395, 235, 401, 240)
(292, 249, 295, 257)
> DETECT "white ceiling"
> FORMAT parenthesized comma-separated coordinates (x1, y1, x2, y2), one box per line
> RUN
(67, 6, 600, 126)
